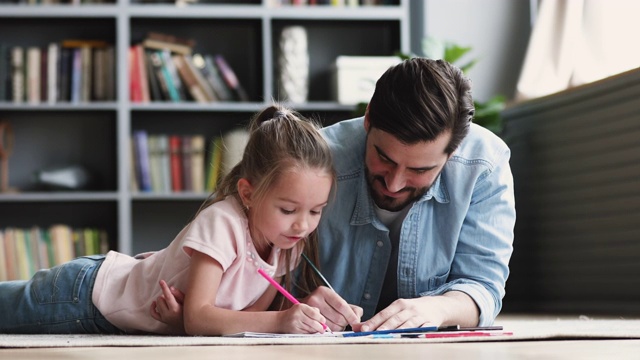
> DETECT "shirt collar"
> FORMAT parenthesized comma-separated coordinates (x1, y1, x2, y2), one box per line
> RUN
(350, 167, 450, 226)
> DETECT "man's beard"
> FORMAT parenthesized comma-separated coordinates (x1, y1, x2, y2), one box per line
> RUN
(365, 167, 429, 212)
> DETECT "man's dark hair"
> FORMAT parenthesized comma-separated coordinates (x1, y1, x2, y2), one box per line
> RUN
(367, 58, 474, 154)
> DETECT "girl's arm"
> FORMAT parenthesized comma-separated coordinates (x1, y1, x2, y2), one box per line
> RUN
(183, 250, 327, 335)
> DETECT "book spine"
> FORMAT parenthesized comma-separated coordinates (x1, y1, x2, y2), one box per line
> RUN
(11, 47, 24, 103)
(47, 43, 59, 104)
(26, 47, 41, 104)
(70, 48, 82, 103)
(190, 134, 206, 192)
(169, 135, 183, 192)
(80, 46, 92, 102)
(181, 135, 192, 192)
(133, 130, 152, 192)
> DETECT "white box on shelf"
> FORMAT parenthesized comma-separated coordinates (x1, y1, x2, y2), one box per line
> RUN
(331, 55, 402, 105)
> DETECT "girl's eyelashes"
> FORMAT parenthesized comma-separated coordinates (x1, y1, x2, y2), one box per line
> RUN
(280, 208, 295, 215)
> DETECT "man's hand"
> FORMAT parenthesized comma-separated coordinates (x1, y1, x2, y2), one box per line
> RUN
(150, 280, 186, 334)
(302, 286, 363, 331)
(352, 291, 479, 332)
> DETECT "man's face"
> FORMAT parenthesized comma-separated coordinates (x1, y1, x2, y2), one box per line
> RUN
(364, 123, 452, 212)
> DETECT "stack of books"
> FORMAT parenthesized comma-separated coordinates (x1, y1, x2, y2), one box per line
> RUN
(0, 225, 109, 281)
(1, 40, 116, 103)
(129, 32, 249, 103)
(130, 128, 249, 194)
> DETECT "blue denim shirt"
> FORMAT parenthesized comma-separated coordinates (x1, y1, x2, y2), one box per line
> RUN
(318, 118, 515, 326)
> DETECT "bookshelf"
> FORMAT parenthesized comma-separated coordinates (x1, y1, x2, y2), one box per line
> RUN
(0, 0, 409, 259)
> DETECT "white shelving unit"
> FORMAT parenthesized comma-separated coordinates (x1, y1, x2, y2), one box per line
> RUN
(0, 0, 409, 255)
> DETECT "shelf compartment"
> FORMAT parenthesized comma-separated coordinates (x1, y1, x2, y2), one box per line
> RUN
(271, 19, 401, 102)
(0, 110, 117, 192)
(131, 199, 202, 254)
(0, 200, 118, 252)
(130, 17, 263, 103)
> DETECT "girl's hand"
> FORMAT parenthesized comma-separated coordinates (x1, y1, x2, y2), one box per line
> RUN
(150, 280, 186, 334)
(279, 303, 328, 334)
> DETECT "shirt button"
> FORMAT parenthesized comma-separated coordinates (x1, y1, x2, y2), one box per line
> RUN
(376, 241, 384, 247)
(364, 293, 371, 300)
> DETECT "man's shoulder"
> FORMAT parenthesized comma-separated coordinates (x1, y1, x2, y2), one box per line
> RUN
(451, 123, 510, 168)
(322, 117, 366, 176)
(321, 117, 364, 140)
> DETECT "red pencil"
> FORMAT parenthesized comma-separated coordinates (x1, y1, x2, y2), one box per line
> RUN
(422, 331, 513, 338)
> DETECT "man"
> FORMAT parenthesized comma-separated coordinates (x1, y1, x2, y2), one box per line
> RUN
(153, 58, 515, 333)
(304, 58, 515, 331)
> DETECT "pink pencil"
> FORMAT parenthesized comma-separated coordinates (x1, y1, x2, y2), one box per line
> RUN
(257, 268, 330, 332)
(423, 331, 513, 338)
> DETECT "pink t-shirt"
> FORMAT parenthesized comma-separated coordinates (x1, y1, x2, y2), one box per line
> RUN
(92, 196, 296, 334)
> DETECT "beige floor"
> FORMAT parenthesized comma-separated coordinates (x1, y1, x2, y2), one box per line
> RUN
(3, 340, 640, 360)
(4, 314, 640, 359)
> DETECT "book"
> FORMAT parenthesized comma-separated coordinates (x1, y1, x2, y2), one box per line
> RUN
(133, 130, 152, 192)
(104, 46, 116, 101)
(201, 54, 234, 102)
(172, 54, 209, 103)
(11, 46, 24, 103)
(47, 43, 59, 104)
(181, 135, 192, 191)
(0, 45, 9, 101)
(3, 228, 17, 281)
(157, 135, 172, 193)
(147, 135, 163, 192)
(146, 32, 196, 48)
(143, 39, 193, 56)
(143, 48, 162, 101)
(61, 39, 108, 49)
(183, 54, 217, 101)
(190, 135, 206, 192)
(213, 54, 250, 102)
(129, 46, 142, 102)
(158, 50, 183, 102)
(26, 46, 41, 104)
(80, 46, 92, 102)
(40, 46, 47, 102)
(147, 50, 171, 101)
(135, 45, 150, 102)
(143, 32, 195, 56)
(58, 47, 72, 102)
(130, 136, 139, 192)
(70, 47, 82, 103)
(0, 230, 6, 281)
(169, 135, 183, 192)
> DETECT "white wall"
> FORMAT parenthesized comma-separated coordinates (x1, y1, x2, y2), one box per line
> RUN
(410, 0, 532, 103)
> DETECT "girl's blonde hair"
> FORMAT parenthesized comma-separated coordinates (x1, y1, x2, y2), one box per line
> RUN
(196, 104, 333, 307)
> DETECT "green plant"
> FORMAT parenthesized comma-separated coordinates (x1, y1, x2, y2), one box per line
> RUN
(354, 36, 506, 136)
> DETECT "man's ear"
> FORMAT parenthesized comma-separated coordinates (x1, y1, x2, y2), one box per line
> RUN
(237, 178, 253, 207)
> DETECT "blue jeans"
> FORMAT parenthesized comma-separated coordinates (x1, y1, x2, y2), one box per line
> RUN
(0, 255, 122, 334)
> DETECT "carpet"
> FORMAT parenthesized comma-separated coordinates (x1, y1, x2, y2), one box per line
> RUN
(2, 315, 640, 348)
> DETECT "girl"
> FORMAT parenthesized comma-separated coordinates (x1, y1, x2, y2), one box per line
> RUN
(0, 105, 334, 335)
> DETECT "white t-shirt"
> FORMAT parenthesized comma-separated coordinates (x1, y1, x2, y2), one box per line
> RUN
(92, 196, 293, 334)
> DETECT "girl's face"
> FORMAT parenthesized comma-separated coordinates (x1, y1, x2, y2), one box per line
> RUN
(251, 167, 332, 252)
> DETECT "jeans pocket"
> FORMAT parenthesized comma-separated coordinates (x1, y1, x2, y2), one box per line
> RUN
(31, 258, 94, 305)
